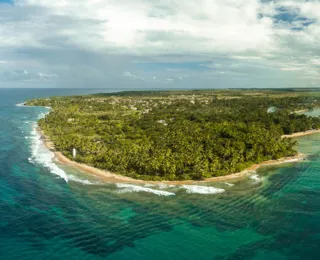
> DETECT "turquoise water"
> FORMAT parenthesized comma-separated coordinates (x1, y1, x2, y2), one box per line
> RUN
(1, 89, 320, 259)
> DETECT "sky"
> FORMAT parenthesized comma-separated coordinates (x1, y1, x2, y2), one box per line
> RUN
(0, 0, 319, 89)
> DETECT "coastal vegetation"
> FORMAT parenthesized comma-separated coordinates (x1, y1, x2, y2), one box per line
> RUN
(26, 89, 320, 181)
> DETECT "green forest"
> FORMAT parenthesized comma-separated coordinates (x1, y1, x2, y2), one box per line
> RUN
(26, 89, 320, 181)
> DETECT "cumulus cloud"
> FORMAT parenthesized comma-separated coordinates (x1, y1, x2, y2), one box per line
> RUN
(14, 0, 277, 54)
(0, 0, 318, 88)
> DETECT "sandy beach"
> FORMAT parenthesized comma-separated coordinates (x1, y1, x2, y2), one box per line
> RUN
(281, 129, 320, 138)
(293, 109, 308, 114)
(38, 127, 310, 185)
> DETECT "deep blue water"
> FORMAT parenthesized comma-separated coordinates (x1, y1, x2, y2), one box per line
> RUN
(1, 88, 320, 259)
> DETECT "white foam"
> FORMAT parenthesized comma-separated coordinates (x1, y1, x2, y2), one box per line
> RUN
(37, 112, 47, 120)
(22, 109, 102, 186)
(182, 185, 225, 194)
(116, 183, 175, 196)
(29, 125, 69, 183)
(24, 108, 68, 182)
(28, 125, 98, 185)
(68, 175, 97, 185)
(144, 183, 156, 187)
(16, 102, 25, 107)
(158, 184, 176, 189)
(250, 174, 261, 184)
(225, 182, 235, 187)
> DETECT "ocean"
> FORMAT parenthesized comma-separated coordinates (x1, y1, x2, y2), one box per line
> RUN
(1, 88, 320, 259)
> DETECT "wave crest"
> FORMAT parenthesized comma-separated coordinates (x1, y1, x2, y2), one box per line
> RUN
(29, 125, 69, 183)
(116, 183, 175, 196)
(16, 102, 25, 107)
(182, 185, 225, 194)
(250, 174, 261, 184)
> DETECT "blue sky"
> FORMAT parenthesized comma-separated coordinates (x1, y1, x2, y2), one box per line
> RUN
(0, 0, 319, 89)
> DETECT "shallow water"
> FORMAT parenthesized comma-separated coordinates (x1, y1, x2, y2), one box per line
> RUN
(1, 89, 320, 259)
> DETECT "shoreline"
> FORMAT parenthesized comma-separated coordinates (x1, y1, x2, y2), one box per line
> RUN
(38, 128, 309, 185)
(281, 129, 320, 138)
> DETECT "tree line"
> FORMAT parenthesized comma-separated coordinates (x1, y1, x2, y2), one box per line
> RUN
(26, 90, 320, 180)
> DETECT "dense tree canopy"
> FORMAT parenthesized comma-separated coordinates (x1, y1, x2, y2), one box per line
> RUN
(27, 89, 320, 181)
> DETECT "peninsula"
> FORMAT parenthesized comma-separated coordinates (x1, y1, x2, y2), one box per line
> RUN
(26, 89, 320, 181)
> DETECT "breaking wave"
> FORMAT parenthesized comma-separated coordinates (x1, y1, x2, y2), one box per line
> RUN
(250, 174, 261, 184)
(182, 185, 225, 194)
(26, 109, 97, 185)
(144, 183, 156, 187)
(157, 184, 176, 189)
(16, 102, 25, 107)
(29, 125, 69, 183)
(116, 183, 175, 196)
(68, 175, 97, 185)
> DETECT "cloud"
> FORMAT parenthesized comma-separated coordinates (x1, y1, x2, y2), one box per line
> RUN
(122, 71, 146, 81)
(15, 0, 277, 54)
(0, 0, 317, 88)
(281, 67, 304, 71)
(0, 68, 58, 82)
(38, 72, 58, 81)
(1, 69, 30, 81)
